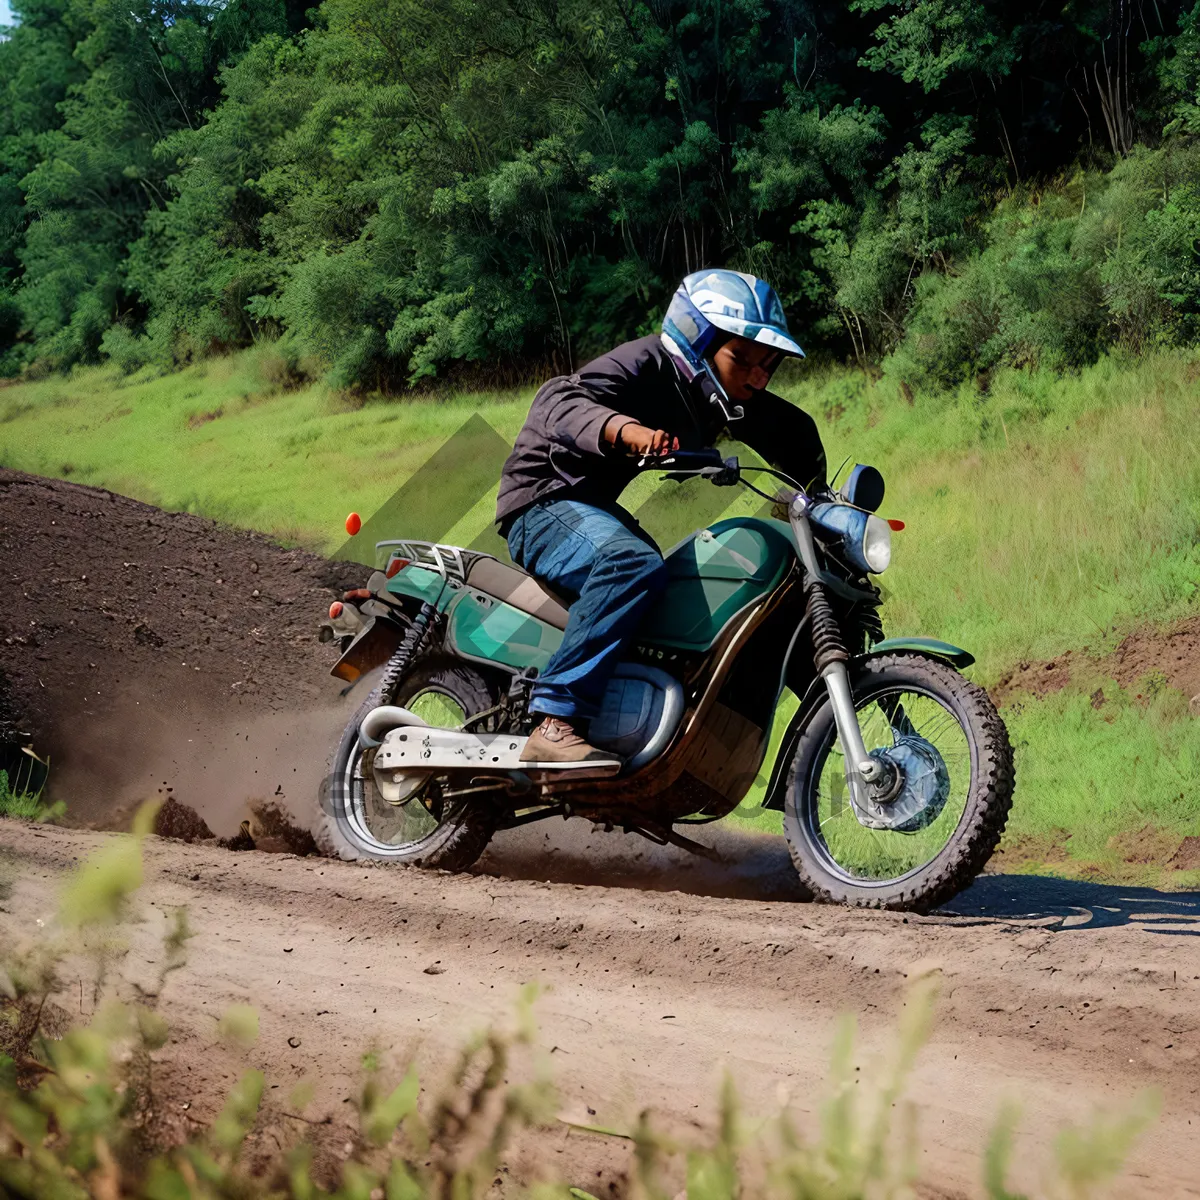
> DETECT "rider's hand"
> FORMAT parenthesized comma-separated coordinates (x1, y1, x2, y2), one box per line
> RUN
(617, 423, 679, 458)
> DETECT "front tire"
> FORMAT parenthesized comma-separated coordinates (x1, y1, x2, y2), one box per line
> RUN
(318, 657, 503, 869)
(784, 653, 1014, 912)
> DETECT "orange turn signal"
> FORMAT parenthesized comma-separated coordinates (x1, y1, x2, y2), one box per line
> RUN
(345, 512, 362, 536)
(329, 601, 344, 619)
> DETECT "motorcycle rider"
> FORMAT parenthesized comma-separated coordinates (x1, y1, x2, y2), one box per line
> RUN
(496, 269, 827, 767)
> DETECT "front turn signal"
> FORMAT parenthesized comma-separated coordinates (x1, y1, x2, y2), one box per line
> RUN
(345, 512, 362, 536)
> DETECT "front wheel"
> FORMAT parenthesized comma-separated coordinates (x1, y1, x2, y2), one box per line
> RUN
(784, 652, 1014, 912)
(318, 657, 503, 869)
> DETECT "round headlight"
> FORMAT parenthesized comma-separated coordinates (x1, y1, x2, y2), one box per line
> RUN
(862, 515, 892, 573)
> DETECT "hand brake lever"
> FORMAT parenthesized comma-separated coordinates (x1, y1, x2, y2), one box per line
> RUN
(654, 455, 741, 485)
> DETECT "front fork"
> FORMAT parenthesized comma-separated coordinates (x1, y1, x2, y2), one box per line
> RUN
(821, 660, 884, 783)
(788, 498, 884, 802)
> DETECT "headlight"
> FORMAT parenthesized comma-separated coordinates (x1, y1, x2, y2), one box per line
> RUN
(808, 502, 892, 575)
(862, 515, 892, 573)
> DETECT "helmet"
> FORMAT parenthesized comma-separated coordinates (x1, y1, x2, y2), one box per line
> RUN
(661, 269, 804, 421)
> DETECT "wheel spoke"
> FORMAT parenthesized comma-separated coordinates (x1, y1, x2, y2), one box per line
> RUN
(805, 685, 971, 883)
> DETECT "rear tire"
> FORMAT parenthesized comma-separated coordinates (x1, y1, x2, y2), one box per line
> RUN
(318, 657, 503, 869)
(784, 653, 1014, 912)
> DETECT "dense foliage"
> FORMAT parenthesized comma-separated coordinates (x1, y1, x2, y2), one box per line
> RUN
(1, 0, 1198, 387)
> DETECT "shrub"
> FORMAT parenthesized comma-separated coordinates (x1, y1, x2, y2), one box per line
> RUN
(888, 143, 1200, 389)
(0, 810, 1160, 1198)
(0, 745, 55, 822)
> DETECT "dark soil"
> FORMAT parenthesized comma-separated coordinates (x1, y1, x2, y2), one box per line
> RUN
(214, 798, 318, 855)
(1169, 837, 1200, 870)
(0, 468, 362, 825)
(245, 798, 319, 855)
(991, 615, 1200, 707)
(153, 792, 214, 842)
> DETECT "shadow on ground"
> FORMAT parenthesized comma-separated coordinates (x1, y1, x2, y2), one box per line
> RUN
(477, 822, 1200, 932)
(940, 873, 1200, 934)
(475, 821, 807, 901)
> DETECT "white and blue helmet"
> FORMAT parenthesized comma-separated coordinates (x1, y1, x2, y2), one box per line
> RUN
(662, 269, 804, 420)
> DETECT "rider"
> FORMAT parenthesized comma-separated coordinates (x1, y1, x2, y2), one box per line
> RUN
(495, 269, 827, 767)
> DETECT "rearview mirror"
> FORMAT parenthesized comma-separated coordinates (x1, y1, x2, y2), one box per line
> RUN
(840, 464, 885, 512)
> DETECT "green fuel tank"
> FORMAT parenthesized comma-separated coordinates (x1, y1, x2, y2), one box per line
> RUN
(638, 516, 795, 652)
(440, 516, 795, 674)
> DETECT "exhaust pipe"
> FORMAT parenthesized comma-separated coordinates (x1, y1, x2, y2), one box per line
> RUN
(359, 705, 430, 748)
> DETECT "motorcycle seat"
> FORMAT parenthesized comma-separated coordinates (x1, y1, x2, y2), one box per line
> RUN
(465, 556, 571, 631)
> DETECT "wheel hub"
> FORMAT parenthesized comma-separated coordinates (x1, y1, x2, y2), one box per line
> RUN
(849, 733, 951, 833)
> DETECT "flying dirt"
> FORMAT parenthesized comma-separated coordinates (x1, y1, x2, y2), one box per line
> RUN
(3, 467, 1200, 1196)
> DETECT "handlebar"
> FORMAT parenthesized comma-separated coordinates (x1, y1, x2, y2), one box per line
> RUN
(638, 448, 741, 485)
(639, 449, 811, 504)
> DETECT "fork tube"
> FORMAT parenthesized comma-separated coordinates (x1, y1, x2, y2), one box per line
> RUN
(821, 660, 882, 783)
(792, 501, 882, 787)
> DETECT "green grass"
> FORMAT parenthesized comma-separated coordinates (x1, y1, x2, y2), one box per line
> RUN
(3, 346, 1200, 882)
(0, 748, 51, 821)
(0, 346, 535, 551)
(0, 771, 43, 820)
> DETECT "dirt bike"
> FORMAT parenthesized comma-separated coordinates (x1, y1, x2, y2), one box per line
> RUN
(316, 450, 1013, 912)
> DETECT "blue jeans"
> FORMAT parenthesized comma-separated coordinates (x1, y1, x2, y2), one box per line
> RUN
(506, 498, 669, 721)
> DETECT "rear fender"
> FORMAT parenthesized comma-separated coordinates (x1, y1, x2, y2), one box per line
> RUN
(385, 562, 455, 611)
(758, 635, 975, 810)
(329, 615, 406, 684)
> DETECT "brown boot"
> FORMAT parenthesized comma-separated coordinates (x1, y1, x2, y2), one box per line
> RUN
(519, 717, 621, 773)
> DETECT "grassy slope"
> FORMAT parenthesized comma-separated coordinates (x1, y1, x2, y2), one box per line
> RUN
(2, 346, 1199, 883)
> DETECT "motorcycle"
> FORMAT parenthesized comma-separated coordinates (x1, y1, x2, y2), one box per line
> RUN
(317, 450, 1013, 912)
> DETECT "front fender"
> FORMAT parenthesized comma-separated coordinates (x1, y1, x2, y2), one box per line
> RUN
(866, 636, 974, 669)
(759, 635, 976, 811)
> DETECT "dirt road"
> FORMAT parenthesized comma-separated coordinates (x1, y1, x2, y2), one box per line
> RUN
(3, 821, 1198, 1197)
(5, 467, 1200, 1194)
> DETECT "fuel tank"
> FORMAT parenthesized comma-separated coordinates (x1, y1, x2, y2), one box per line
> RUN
(638, 516, 794, 651)
(443, 516, 794, 673)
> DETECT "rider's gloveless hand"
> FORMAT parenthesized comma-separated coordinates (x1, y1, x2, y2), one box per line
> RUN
(607, 419, 679, 458)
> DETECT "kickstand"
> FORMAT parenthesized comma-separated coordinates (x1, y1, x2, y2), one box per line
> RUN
(629, 821, 723, 863)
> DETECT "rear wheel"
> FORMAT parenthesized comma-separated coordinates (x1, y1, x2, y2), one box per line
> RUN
(318, 657, 503, 868)
(784, 653, 1013, 912)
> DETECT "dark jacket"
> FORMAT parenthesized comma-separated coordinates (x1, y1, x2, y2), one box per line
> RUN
(495, 335, 827, 530)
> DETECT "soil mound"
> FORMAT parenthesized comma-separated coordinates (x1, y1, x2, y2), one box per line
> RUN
(991, 614, 1200, 707)
(153, 792, 214, 842)
(0, 469, 362, 826)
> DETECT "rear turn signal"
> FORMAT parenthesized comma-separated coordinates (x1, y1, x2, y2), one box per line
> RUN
(328, 601, 344, 619)
(345, 512, 362, 536)
(887, 519, 905, 531)
(385, 557, 410, 578)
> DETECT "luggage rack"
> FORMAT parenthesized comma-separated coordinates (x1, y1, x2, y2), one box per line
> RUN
(373, 539, 482, 582)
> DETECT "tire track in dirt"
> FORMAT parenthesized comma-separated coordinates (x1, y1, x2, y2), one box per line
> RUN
(3, 822, 1199, 1197)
